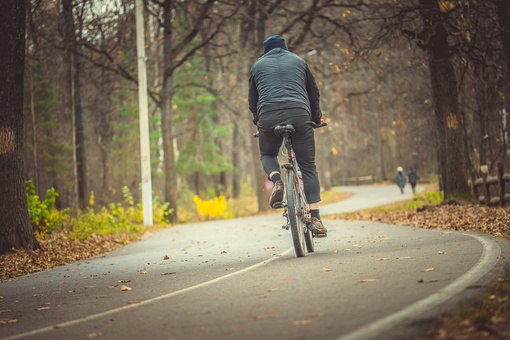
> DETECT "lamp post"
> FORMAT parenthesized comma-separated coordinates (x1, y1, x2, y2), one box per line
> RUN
(135, 0, 153, 226)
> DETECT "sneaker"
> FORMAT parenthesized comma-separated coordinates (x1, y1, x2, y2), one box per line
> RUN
(269, 180, 284, 209)
(310, 217, 327, 237)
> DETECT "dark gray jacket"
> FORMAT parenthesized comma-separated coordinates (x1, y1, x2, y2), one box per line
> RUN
(248, 48, 322, 125)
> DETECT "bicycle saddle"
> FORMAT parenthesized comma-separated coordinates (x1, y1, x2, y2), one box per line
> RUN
(274, 124, 295, 137)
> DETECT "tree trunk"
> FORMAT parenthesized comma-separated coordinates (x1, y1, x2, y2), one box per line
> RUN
(73, 54, 86, 207)
(0, 0, 41, 254)
(28, 63, 40, 191)
(474, 63, 488, 168)
(162, 0, 179, 221)
(232, 122, 241, 199)
(497, 0, 510, 78)
(253, 0, 270, 212)
(319, 55, 332, 190)
(419, 0, 471, 200)
(63, 0, 86, 209)
(496, 0, 510, 160)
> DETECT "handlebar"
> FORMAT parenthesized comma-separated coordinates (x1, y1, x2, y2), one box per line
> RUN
(308, 120, 328, 128)
(253, 120, 328, 138)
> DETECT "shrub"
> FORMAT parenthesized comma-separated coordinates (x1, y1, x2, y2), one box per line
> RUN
(26, 180, 69, 234)
(26, 182, 171, 240)
(193, 194, 231, 220)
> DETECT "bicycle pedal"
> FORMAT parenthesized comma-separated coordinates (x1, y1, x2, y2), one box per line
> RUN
(314, 233, 327, 238)
(271, 202, 283, 209)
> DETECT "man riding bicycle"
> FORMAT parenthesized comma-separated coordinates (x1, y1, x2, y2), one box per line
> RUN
(248, 35, 327, 236)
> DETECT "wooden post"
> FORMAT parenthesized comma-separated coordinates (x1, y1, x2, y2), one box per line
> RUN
(481, 165, 489, 205)
(498, 162, 505, 207)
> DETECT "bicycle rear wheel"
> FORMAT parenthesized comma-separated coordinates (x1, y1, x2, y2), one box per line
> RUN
(305, 226, 314, 252)
(285, 169, 306, 257)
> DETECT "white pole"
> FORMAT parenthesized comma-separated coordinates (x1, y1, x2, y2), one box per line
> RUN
(135, 0, 153, 226)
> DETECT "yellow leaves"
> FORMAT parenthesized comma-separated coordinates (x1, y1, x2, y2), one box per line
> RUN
(439, 0, 456, 12)
(193, 195, 229, 220)
(331, 147, 338, 156)
(438, 0, 473, 13)
(89, 191, 95, 206)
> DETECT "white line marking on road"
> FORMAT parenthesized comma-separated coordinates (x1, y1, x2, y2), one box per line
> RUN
(2, 247, 295, 340)
(337, 233, 502, 340)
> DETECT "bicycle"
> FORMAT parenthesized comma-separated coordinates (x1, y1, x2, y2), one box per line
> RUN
(255, 120, 327, 258)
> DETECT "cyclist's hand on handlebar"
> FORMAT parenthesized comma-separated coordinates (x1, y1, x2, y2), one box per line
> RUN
(253, 130, 260, 138)
(311, 118, 328, 128)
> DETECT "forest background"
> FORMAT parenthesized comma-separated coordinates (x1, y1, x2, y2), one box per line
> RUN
(2, 1, 510, 335)
(19, 0, 510, 223)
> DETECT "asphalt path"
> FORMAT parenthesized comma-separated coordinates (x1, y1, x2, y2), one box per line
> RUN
(1, 185, 509, 340)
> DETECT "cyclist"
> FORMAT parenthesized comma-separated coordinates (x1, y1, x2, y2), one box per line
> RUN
(248, 35, 327, 236)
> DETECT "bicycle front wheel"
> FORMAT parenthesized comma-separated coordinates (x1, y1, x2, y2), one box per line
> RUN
(285, 169, 306, 257)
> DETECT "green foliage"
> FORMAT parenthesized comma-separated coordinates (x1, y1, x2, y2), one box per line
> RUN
(70, 186, 172, 240)
(174, 58, 233, 177)
(110, 89, 163, 192)
(26, 180, 69, 234)
(26, 182, 171, 240)
(399, 190, 444, 210)
(24, 61, 73, 177)
(363, 189, 444, 213)
(428, 173, 439, 183)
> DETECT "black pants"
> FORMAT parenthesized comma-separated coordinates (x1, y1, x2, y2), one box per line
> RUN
(257, 108, 321, 204)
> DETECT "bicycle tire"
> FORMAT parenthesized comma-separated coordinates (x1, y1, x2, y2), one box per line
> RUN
(285, 169, 306, 257)
(305, 226, 315, 252)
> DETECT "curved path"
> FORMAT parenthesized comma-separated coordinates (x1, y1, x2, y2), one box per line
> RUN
(1, 185, 508, 340)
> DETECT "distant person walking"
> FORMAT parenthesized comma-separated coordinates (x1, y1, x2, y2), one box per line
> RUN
(395, 166, 406, 194)
(407, 168, 418, 195)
